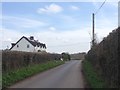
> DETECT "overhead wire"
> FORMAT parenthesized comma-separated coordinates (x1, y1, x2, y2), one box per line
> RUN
(94, 0, 107, 15)
(47, 1, 107, 48)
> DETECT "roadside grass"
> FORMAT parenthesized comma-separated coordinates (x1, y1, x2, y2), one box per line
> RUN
(2, 60, 64, 89)
(0, 74, 2, 89)
(82, 60, 107, 89)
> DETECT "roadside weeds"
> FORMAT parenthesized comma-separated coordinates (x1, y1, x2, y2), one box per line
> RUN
(82, 60, 107, 89)
(2, 60, 65, 89)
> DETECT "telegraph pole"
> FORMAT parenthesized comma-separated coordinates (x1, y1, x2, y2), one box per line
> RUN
(91, 0, 106, 48)
(92, 13, 95, 47)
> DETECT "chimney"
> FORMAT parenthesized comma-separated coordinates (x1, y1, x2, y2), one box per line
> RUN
(30, 36, 34, 40)
(11, 43, 15, 47)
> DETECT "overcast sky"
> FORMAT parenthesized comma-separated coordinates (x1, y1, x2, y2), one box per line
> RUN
(1, 0, 118, 54)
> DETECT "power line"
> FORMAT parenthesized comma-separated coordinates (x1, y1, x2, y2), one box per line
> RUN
(94, 0, 107, 15)
(91, 0, 107, 48)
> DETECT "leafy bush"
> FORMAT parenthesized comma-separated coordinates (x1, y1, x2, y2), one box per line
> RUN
(61, 52, 71, 61)
(2, 51, 61, 74)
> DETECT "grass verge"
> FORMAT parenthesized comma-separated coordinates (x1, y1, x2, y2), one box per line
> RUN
(0, 74, 2, 89)
(82, 60, 106, 89)
(2, 60, 64, 89)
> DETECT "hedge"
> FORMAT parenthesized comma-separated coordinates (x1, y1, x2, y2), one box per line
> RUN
(85, 27, 119, 88)
(2, 51, 61, 74)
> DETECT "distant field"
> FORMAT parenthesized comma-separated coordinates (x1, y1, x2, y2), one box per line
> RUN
(70, 52, 86, 60)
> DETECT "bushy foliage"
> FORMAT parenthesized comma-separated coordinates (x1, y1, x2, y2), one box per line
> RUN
(61, 52, 71, 61)
(2, 51, 61, 74)
(85, 27, 119, 88)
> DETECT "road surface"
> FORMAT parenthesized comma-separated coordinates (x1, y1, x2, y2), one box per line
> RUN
(9, 60, 85, 88)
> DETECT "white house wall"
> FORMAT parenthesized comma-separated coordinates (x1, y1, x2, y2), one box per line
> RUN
(11, 38, 35, 52)
(35, 46, 45, 52)
(41, 47, 46, 51)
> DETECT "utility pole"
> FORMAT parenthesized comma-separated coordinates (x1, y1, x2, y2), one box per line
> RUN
(91, 0, 106, 48)
(92, 13, 95, 47)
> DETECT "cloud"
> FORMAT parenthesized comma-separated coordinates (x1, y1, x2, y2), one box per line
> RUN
(1, 28, 25, 49)
(49, 26, 56, 31)
(109, 2, 118, 7)
(1, 0, 119, 2)
(2, 16, 46, 29)
(70, 6, 79, 10)
(91, 1, 118, 40)
(93, 13, 117, 42)
(2, 21, 117, 53)
(37, 3, 63, 14)
(59, 14, 77, 24)
(92, 2, 118, 13)
(91, 0, 119, 3)
(35, 28, 91, 53)
(1, 27, 90, 53)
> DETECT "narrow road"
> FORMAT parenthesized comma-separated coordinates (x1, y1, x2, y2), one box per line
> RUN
(10, 60, 85, 88)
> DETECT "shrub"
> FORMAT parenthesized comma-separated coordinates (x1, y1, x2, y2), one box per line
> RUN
(2, 51, 61, 74)
(85, 27, 119, 88)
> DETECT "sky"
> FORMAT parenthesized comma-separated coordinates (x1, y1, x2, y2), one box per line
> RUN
(0, 0, 118, 54)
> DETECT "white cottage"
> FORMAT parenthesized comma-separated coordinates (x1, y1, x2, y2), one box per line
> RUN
(10, 36, 46, 52)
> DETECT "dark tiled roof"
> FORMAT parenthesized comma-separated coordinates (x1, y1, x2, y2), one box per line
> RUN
(10, 36, 46, 50)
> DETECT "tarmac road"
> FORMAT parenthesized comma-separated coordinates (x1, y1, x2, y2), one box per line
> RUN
(9, 60, 84, 88)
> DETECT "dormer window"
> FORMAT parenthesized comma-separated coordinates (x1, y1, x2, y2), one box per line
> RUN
(17, 45, 19, 48)
(27, 44, 29, 48)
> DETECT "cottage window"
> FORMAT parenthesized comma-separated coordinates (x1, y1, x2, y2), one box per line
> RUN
(17, 45, 19, 48)
(27, 44, 29, 48)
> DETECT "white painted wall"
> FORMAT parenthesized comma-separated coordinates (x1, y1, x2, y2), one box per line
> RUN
(11, 38, 35, 52)
(35, 46, 46, 52)
(41, 47, 46, 51)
